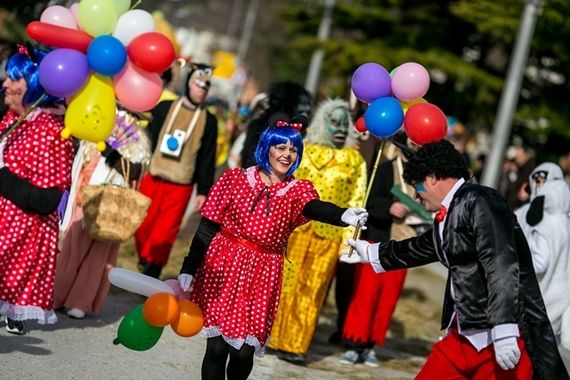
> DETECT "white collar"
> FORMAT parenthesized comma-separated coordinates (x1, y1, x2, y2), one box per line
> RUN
(441, 178, 465, 209)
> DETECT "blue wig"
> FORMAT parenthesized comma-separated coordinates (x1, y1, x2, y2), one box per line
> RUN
(254, 126, 304, 177)
(5, 48, 61, 108)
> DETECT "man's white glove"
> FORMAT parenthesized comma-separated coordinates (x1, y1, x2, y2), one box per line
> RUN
(339, 239, 372, 264)
(0, 139, 6, 169)
(341, 208, 368, 229)
(177, 273, 194, 292)
(493, 337, 521, 370)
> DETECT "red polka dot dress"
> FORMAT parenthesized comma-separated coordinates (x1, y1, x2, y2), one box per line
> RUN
(0, 110, 74, 324)
(191, 166, 319, 356)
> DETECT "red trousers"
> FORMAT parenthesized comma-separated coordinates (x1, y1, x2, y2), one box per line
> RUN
(135, 174, 193, 267)
(342, 263, 407, 348)
(416, 328, 533, 379)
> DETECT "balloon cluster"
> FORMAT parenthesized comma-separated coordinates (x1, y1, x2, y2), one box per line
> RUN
(351, 62, 447, 145)
(109, 268, 204, 351)
(27, 0, 176, 150)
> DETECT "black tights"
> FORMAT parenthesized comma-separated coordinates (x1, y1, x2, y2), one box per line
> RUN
(202, 336, 256, 380)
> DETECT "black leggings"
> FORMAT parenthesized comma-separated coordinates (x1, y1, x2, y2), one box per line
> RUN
(202, 336, 256, 380)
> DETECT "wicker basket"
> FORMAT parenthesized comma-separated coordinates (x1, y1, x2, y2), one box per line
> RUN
(81, 159, 150, 243)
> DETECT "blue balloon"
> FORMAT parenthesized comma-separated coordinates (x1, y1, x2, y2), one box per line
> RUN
(364, 97, 404, 138)
(87, 35, 127, 77)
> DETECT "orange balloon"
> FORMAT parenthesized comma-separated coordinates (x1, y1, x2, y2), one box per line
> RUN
(143, 292, 180, 327)
(170, 300, 204, 337)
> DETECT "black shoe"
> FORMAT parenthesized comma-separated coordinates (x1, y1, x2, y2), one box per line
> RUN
(142, 263, 163, 279)
(276, 350, 307, 365)
(137, 259, 147, 273)
(328, 330, 342, 345)
(6, 317, 25, 335)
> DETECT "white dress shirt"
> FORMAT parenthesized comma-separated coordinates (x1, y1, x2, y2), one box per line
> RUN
(370, 178, 519, 350)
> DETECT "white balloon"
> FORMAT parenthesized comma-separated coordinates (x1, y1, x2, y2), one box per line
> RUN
(112, 9, 155, 46)
(108, 268, 175, 297)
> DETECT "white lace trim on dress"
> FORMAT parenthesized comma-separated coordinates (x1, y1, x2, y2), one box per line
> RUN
(0, 301, 58, 324)
(246, 166, 297, 197)
(200, 325, 268, 357)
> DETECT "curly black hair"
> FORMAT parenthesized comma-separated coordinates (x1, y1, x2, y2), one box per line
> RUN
(403, 139, 470, 185)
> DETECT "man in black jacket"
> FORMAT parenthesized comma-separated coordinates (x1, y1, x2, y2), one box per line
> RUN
(342, 139, 568, 379)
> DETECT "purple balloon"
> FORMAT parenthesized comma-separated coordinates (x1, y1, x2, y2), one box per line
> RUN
(39, 48, 89, 97)
(351, 63, 392, 103)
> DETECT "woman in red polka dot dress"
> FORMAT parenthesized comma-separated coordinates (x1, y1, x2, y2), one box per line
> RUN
(0, 46, 74, 334)
(176, 117, 368, 380)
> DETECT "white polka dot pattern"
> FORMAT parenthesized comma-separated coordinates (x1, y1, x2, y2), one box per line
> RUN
(191, 166, 319, 354)
(0, 110, 74, 323)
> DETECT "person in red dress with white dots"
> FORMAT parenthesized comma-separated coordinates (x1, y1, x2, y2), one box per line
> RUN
(0, 45, 74, 334)
(177, 116, 368, 380)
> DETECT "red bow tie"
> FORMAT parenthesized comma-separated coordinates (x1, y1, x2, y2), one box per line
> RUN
(435, 206, 447, 223)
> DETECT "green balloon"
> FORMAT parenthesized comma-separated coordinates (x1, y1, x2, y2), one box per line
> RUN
(113, 305, 164, 351)
(113, 0, 131, 15)
(78, 0, 118, 37)
(390, 66, 398, 77)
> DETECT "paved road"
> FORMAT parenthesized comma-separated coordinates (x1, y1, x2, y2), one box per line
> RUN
(1, 267, 444, 380)
(2, 265, 568, 379)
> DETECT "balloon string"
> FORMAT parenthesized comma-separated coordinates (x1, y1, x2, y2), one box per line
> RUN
(130, 0, 142, 10)
(348, 138, 386, 257)
(0, 93, 47, 143)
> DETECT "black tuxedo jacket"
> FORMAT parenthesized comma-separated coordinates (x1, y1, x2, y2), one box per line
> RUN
(377, 180, 568, 379)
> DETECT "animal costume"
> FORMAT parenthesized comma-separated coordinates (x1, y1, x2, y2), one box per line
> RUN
(515, 163, 570, 350)
(135, 64, 218, 277)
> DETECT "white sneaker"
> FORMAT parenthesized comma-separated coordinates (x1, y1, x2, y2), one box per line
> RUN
(67, 308, 85, 319)
(339, 350, 360, 364)
(363, 349, 380, 367)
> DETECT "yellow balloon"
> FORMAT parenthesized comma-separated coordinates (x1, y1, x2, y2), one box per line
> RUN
(63, 73, 116, 150)
(401, 97, 426, 114)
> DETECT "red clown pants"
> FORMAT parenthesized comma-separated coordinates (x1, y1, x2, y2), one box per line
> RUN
(135, 174, 193, 267)
(342, 263, 407, 348)
(416, 328, 533, 379)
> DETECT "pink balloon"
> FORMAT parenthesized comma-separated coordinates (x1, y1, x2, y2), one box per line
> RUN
(40, 5, 78, 30)
(114, 60, 162, 112)
(163, 279, 190, 301)
(391, 62, 430, 102)
(69, 3, 82, 30)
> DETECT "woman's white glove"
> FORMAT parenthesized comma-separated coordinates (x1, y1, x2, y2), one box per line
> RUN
(341, 208, 368, 229)
(493, 337, 521, 370)
(339, 239, 372, 264)
(0, 139, 6, 169)
(177, 273, 194, 292)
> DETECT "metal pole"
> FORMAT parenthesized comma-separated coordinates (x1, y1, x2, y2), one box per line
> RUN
(237, 0, 261, 63)
(348, 138, 385, 256)
(227, 0, 244, 38)
(481, 0, 542, 188)
(305, 0, 337, 95)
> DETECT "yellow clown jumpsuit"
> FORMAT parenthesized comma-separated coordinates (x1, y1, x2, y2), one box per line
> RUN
(269, 143, 367, 354)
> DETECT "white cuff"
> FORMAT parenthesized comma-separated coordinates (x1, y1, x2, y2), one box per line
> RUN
(368, 243, 386, 273)
(491, 324, 520, 341)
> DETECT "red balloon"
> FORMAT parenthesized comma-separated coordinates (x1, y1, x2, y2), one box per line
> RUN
(127, 32, 176, 73)
(354, 115, 367, 132)
(26, 21, 93, 53)
(403, 102, 447, 145)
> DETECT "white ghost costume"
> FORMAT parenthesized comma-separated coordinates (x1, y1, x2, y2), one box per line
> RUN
(515, 162, 570, 349)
